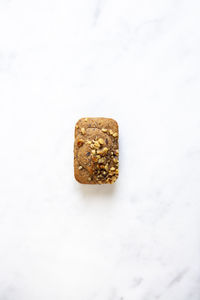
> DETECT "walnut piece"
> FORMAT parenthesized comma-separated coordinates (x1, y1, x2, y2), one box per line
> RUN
(81, 128, 86, 135)
(98, 138, 104, 145)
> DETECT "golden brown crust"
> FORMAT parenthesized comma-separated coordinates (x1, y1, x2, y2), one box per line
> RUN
(74, 117, 119, 184)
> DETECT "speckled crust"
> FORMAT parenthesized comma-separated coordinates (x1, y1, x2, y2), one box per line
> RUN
(74, 117, 119, 184)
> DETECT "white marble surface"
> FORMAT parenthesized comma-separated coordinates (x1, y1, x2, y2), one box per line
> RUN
(0, 0, 200, 299)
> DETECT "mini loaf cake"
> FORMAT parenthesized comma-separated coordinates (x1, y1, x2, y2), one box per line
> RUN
(74, 117, 119, 184)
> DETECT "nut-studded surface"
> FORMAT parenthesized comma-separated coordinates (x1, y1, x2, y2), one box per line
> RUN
(74, 118, 119, 184)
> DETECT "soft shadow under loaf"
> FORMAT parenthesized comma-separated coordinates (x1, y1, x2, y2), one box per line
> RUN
(79, 183, 116, 199)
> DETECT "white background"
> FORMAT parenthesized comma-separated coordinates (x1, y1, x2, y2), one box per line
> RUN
(0, 0, 200, 299)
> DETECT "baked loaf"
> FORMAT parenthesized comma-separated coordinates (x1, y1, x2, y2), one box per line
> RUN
(74, 117, 119, 184)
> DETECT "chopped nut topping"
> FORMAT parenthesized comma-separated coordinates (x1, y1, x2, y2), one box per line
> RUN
(104, 164, 109, 171)
(111, 176, 117, 183)
(81, 128, 86, 135)
(96, 149, 101, 155)
(107, 177, 114, 184)
(93, 141, 100, 149)
(92, 156, 98, 162)
(77, 139, 84, 147)
(102, 147, 108, 154)
(113, 132, 118, 137)
(98, 138, 104, 145)
(97, 147, 108, 156)
(98, 158, 105, 164)
(109, 129, 113, 135)
(102, 128, 107, 132)
(78, 166, 83, 170)
(113, 158, 118, 163)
